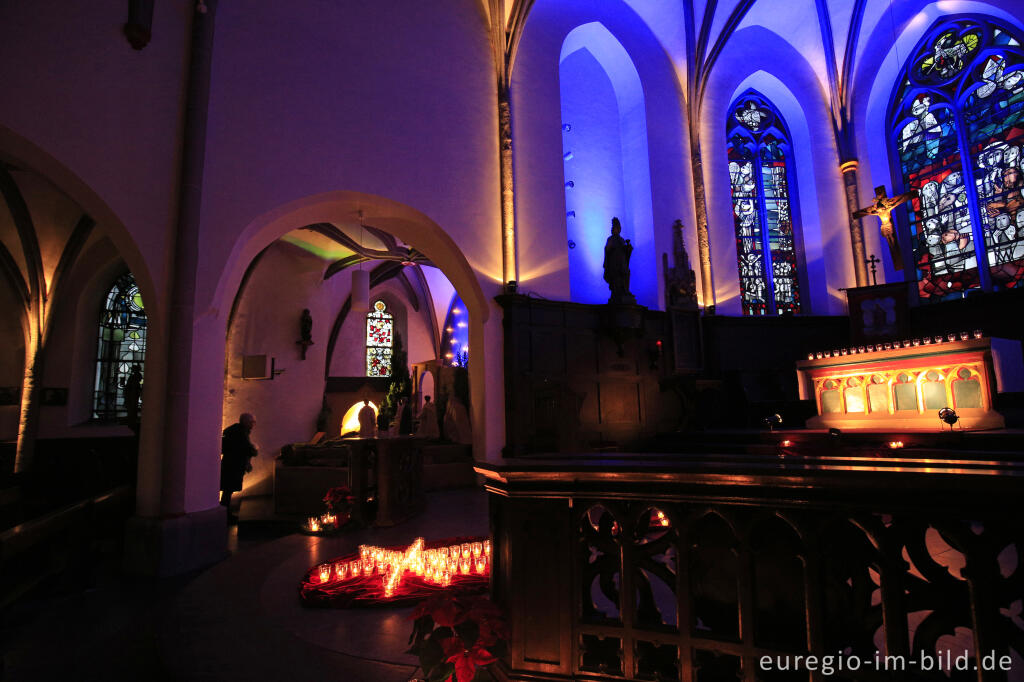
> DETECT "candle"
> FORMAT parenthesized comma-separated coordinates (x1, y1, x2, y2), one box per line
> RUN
(484, 540, 491, 556)
(319, 565, 331, 583)
(912, 338, 920, 346)
(475, 558, 487, 574)
(959, 331, 969, 340)
(973, 329, 983, 339)
(472, 542, 483, 558)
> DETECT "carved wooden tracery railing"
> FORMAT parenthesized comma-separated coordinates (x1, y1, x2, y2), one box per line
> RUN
(480, 455, 1024, 682)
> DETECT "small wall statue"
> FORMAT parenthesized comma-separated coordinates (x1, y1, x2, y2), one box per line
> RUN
(603, 217, 636, 305)
(297, 308, 314, 360)
(663, 219, 698, 309)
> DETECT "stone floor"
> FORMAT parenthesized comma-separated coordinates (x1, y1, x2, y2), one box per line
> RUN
(2, 487, 488, 681)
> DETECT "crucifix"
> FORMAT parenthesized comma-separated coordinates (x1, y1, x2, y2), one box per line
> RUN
(852, 185, 917, 271)
(865, 254, 881, 286)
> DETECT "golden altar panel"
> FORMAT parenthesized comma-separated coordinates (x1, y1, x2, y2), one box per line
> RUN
(796, 337, 1015, 430)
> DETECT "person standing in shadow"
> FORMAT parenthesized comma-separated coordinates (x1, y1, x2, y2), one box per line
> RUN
(123, 364, 143, 432)
(220, 413, 257, 522)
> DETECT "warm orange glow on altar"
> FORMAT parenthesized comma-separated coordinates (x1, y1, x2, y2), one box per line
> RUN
(313, 537, 491, 598)
(797, 336, 1012, 430)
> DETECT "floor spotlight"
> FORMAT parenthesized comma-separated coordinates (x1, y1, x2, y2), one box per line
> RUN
(938, 407, 960, 430)
(763, 413, 783, 431)
(828, 427, 842, 438)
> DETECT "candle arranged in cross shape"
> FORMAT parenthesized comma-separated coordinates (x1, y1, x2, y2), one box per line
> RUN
(314, 538, 491, 598)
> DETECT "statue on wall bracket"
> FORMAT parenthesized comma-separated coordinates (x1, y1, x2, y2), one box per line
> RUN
(603, 217, 636, 305)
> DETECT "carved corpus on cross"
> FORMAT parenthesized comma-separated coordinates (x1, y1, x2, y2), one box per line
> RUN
(852, 186, 917, 271)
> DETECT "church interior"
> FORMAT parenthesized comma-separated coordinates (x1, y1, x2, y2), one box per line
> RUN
(2, 0, 1024, 680)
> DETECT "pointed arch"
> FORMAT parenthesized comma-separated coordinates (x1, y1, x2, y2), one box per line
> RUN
(887, 14, 1024, 300)
(725, 89, 803, 315)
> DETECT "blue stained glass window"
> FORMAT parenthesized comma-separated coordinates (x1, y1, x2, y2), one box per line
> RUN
(889, 16, 1024, 301)
(726, 92, 802, 315)
(93, 272, 146, 421)
(366, 299, 393, 377)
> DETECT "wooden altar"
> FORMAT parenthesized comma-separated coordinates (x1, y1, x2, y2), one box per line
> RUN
(275, 437, 424, 526)
(796, 335, 1023, 430)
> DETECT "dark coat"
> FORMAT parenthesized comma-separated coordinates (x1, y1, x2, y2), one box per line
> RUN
(220, 423, 256, 493)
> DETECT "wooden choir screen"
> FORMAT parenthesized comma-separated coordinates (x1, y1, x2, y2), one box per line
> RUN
(481, 458, 1024, 682)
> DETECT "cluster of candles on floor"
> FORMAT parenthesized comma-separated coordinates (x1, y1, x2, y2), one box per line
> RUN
(305, 514, 337, 533)
(313, 537, 491, 598)
(807, 330, 982, 361)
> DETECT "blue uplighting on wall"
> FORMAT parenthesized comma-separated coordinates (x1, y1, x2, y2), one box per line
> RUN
(559, 22, 656, 308)
(440, 294, 469, 367)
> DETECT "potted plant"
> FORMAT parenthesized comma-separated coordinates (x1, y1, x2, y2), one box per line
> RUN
(408, 593, 508, 682)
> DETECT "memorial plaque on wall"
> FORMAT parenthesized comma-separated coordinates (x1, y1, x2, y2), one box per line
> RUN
(845, 281, 914, 345)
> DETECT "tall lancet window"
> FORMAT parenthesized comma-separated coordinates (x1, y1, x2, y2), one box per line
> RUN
(93, 272, 147, 420)
(890, 17, 1024, 301)
(726, 92, 802, 315)
(365, 299, 393, 377)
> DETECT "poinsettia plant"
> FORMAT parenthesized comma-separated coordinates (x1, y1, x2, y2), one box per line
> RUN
(320, 485, 356, 529)
(408, 593, 508, 682)
(323, 485, 355, 514)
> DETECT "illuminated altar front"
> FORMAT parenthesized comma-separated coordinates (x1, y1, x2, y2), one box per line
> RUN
(797, 334, 1023, 430)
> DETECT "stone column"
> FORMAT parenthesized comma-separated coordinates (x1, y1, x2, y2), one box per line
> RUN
(841, 159, 869, 287)
(499, 88, 517, 287)
(124, 0, 227, 576)
(690, 142, 715, 311)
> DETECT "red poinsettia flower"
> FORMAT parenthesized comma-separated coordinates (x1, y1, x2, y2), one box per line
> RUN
(441, 636, 497, 682)
(410, 592, 463, 627)
(463, 596, 508, 647)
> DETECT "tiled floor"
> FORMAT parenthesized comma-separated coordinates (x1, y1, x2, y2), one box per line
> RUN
(3, 487, 489, 681)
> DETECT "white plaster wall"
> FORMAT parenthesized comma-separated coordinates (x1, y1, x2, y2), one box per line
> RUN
(147, 0, 505, 512)
(512, 0, 696, 308)
(224, 243, 337, 497)
(0, 0, 190, 315)
(701, 26, 850, 315)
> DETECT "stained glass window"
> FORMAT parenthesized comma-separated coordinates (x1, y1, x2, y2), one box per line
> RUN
(93, 272, 146, 421)
(366, 299, 393, 377)
(726, 92, 802, 315)
(890, 16, 1024, 301)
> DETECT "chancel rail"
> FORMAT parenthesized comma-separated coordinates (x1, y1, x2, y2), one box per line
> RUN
(478, 455, 1024, 682)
